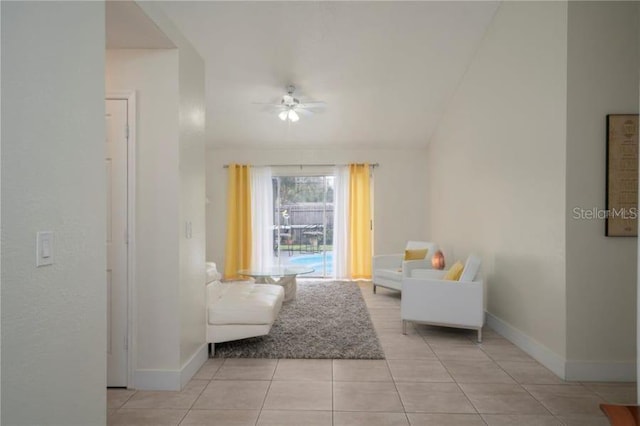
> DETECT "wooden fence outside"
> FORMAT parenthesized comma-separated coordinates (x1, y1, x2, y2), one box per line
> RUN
(274, 202, 334, 247)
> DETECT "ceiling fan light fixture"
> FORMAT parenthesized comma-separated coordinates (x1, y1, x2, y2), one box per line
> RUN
(256, 85, 323, 123)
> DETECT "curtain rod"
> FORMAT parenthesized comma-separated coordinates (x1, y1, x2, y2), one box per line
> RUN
(223, 163, 379, 169)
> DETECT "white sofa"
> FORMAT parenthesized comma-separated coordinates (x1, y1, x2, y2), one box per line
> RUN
(372, 241, 439, 293)
(401, 255, 484, 342)
(205, 263, 284, 344)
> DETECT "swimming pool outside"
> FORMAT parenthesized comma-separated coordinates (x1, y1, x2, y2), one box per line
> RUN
(287, 252, 334, 276)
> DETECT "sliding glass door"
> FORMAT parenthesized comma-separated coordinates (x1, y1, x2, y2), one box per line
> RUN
(273, 175, 334, 277)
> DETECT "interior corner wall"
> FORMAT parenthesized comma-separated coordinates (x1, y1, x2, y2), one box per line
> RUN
(427, 1, 569, 371)
(177, 48, 206, 369)
(106, 49, 182, 374)
(565, 1, 639, 381)
(206, 147, 429, 269)
(135, 0, 208, 378)
(2, 2, 107, 424)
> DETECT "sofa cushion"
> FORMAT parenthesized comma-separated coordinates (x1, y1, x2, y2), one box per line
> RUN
(208, 283, 284, 325)
(207, 280, 224, 305)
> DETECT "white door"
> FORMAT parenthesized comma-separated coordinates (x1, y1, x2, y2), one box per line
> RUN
(106, 99, 128, 387)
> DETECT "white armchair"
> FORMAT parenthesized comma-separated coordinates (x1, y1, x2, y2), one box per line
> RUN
(372, 241, 438, 293)
(401, 255, 484, 342)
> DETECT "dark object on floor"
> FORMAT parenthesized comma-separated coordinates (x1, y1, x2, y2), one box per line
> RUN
(601, 403, 640, 425)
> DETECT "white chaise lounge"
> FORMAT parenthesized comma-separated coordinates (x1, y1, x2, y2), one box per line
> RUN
(205, 263, 284, 344)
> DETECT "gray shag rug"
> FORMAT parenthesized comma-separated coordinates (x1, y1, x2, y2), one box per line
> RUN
(213, 280, 385, 359)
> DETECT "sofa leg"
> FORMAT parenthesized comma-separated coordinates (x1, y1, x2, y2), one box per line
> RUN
(402, 320, 408, 335)
(477, 329, 482, 343)
(373, 284, 377, 294)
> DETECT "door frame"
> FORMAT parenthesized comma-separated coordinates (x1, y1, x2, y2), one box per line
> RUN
(106, 91, 137, 389)
(271, 171, 334, 278)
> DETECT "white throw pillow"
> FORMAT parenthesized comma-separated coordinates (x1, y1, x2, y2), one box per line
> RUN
(459, 255, 481, 282)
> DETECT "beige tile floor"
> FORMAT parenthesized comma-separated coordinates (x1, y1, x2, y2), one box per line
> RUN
(108, 282, 635, 425)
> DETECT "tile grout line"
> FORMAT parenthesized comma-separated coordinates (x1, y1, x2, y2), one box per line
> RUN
(365, 283, 412, 424)
(426, 334, 595, 422)
(183, 370, 215, 420)
(123, 360, 217, 425)
(473, 331, 605, 422)
(422, 337, 485, 422)
(371, 284, 476, 419)
(426, 332, 562, 422)
(108, 388, 138, 415)
(176, 408, 190, 426)
(480, 347, 608, 419)
(373, 283, 488, 420)
(331, 359, 335, 426)
(253, 358, 279, 425)
(485, 353, 558, 418)
(118, 388, 138, 411)
(385, 357, 412, 425)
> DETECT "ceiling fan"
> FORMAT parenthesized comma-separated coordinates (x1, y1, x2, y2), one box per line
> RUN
(254, 85, 326, 122)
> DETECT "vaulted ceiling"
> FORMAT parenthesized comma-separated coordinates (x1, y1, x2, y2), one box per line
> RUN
(106, 1, 175, 49)
(158, 1, 499, 148)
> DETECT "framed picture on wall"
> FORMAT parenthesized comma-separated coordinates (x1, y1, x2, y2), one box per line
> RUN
(606, 114, 638, 237)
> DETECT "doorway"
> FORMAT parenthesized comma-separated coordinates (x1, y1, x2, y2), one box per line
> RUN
(273, 175, 334, 277)
(105, 94, 135, 388)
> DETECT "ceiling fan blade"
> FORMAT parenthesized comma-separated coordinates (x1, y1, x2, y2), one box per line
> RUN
(296, 108, 314, 117)
(253, 104, 286, 113)
(298, 101, 326, 110)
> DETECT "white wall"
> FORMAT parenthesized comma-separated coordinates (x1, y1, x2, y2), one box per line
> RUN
(106, 3, 207, 388)
(2, 2, 107, 424)
(136, 1, 207, 376)
(428, 1, 569, 367)
(206, 146, 430, 269)
(177, 45, 206, 369)
(565, 1, 639, 380)
(106, 49, 182, 372)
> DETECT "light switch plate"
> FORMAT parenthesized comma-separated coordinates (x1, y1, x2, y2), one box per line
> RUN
(36, 231, 54, 267)
(185, 221, 192, 239)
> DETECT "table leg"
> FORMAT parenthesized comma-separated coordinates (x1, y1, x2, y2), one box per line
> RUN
(279, 275, 296, 302)
(259, 275, 297, 302)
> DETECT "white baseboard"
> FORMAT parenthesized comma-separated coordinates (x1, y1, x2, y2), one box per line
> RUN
(134, 369, 181, 391)
(180, 343, 208, 388)
(485, 311, 566, 379)
(134, 343, 208, 391)
(565, 360, 636, 382)
(486, 311, 637, 382)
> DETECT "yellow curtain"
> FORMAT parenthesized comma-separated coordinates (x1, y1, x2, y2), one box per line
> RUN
(224, 164, 252, 279)
(349, 163, 372, 279)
